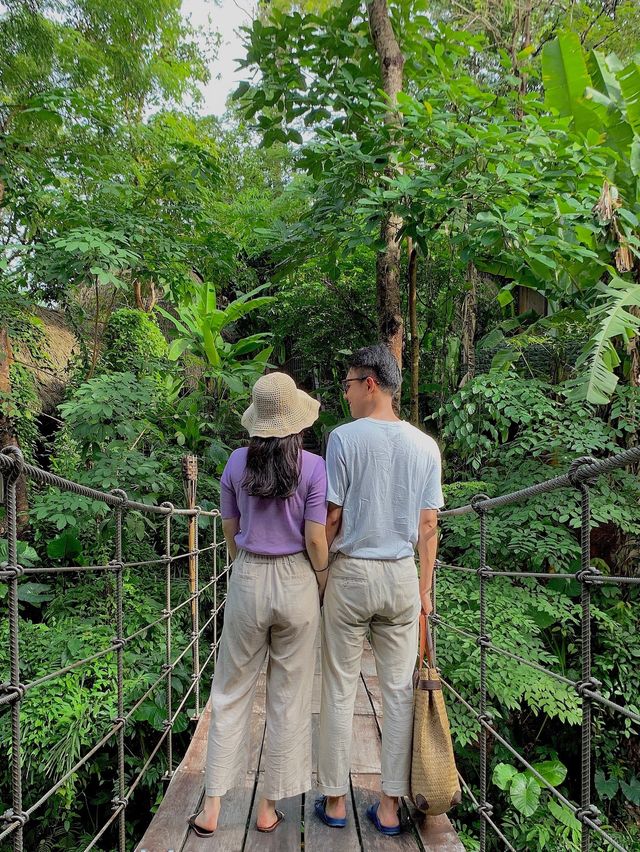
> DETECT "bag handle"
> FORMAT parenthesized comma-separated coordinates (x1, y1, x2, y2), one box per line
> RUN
(418, 612, 435, 668)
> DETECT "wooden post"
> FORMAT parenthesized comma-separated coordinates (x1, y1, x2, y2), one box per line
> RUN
(182, 454, 199, 716)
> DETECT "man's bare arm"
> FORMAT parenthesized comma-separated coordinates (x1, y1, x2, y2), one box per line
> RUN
(326, 503, 343, 549)
(417, 509, 438, 615)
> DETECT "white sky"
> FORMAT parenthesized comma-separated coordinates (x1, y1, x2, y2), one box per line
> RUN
(181, 0, 256, 116)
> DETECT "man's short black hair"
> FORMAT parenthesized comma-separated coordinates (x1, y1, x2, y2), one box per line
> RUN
(348, 344, 401, 395)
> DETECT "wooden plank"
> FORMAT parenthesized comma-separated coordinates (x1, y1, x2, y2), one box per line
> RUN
(350, 774, 421, 851)
(409, 811, 466, 852)
(303, 776, 361, 852)
(243, 781, 302, 851)
(181, 711, 267, 852)
(136, 705, 212, 852)
(181, 781, 257, 852)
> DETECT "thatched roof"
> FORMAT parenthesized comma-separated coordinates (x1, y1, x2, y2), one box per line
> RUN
(15, 308, 79, 414)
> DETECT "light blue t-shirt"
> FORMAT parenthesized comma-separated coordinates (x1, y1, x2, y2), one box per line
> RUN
(326, 417, 444, 559)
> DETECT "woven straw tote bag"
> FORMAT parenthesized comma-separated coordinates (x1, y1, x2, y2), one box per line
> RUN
(410, 613, 461, 815)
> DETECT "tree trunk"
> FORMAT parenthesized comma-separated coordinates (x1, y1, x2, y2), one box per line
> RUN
(459, 262, 478, 388)
(408, 239, 420, 426)
(367, 0, 404, 367)
(0, 327, 29, 535)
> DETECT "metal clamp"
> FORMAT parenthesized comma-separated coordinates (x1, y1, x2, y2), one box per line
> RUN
(575, 804, 600, 825)
(576, 566, 602, 584)
(478, 801, 494, 817)
(575, 677, 601, 697)
(477, 634, 491, 648)
(2, 564, 25, 579)
(1, 808, 28, 827)
(0, 682, 26, 702)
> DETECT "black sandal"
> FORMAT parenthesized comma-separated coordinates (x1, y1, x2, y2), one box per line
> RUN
(187, 810, 216, 837)
(256, 809, 285, 833)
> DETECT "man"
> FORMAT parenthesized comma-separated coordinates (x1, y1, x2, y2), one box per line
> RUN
(315, 343, 443, 835)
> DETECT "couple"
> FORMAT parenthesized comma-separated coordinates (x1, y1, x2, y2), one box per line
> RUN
(188, 344, 443, 838)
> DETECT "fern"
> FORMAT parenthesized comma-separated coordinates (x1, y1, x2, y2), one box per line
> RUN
(568, 276, 640, 404)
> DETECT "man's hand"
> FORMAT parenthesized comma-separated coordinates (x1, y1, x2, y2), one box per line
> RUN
(420, 588, 432, 616)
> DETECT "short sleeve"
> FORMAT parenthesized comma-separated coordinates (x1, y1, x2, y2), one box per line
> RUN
(326, 431, 348, 507)
(304, 458, 327, 524)
(421, 444, 444, 509)
(220, 458, 240, 519)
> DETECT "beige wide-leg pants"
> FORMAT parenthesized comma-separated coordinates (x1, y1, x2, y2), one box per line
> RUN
(205, 549, 320, 800)
(318, 554, 419, 797)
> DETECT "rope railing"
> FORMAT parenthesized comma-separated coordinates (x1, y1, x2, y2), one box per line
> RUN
(436, 446, 640, 852)
(2, 442, 639, 850)
(0, 446, 228, 852)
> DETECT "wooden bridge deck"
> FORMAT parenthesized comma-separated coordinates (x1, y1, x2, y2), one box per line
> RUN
(136, 643, 464, 852)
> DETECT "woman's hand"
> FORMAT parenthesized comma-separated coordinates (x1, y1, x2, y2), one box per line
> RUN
(316, 569, 328, 603)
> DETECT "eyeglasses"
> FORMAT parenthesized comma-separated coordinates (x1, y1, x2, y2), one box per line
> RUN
(341, 376, 375, 394)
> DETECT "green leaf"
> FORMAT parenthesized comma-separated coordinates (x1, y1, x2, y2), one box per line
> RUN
(617, 62, 640, 134)
(620, 776, 640, 806)
(529, 759, 568, 787)
(542, 33, 598, 134)
(594, 769, 619, 799)
(548, 799, 581, 832)
(167, 338, 192, 361)
(47, 532, 83, 561)
(232, 81, 251, 100)
(631, 139, 640, 177)
(569, 277, 640, 404)
(17, 582, 54, 605)
(510, 774, 541, 817)
(493, 762, 518, 791)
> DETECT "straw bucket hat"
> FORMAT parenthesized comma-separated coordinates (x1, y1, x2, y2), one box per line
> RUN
(241, 372, 320, 438)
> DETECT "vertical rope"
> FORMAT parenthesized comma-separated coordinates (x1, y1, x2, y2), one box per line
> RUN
(213, 517, 218, 657)
(432, 559, 438, 665)
(193, 508, 201, 718)
(472, 493, 491, 852)
(161, 503, 174, 778)
(579, 482, 593, 852)
(3, 447, 24, 852)
(479, 509, 488, 852)
(569, 456, 600, 851)
(111, 489, 127, 852)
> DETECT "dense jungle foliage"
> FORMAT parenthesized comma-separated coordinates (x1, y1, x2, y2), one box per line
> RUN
(1, 0, 639, 849)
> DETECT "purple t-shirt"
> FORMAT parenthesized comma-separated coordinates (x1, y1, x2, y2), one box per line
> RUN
(220, 448, 327, 556)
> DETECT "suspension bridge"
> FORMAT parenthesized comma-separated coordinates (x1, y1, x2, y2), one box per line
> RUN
(0, 444, 639, 851)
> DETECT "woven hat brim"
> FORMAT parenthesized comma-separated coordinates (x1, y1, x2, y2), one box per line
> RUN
(241, 389, 320, 438)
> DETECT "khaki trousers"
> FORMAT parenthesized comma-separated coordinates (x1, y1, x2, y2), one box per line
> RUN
(318, 554, 419, 797)
(205, 549, 320, 800)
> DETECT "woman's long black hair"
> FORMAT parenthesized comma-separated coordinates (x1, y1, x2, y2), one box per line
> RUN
(242, 433, 303, 498)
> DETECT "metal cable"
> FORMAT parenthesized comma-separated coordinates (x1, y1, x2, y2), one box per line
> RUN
(2, 447, 25, 852)
(432, 615, 578, 687)
(439, 445, 640, 516)
(441, 678, 628, 852)
(457, 771, 517, 852)
(162, 503, 174, 778)
(111, 490, 127, 852)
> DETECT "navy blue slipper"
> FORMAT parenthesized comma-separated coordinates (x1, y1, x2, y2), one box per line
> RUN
(366, 802, 402, 836)
(315, 796, 347, 828)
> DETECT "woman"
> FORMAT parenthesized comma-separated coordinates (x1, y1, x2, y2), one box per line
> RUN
(189, 372, 328, 836)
